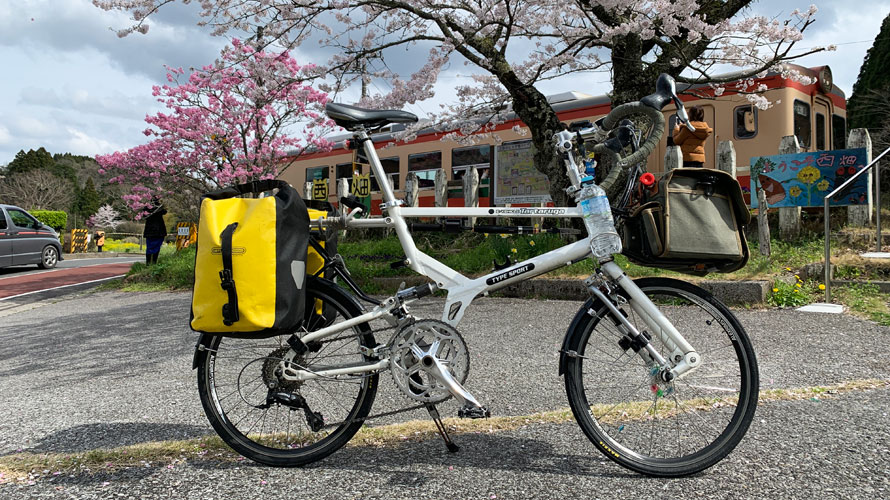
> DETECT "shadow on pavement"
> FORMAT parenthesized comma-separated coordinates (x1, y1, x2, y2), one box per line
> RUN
(2, 422, 212, 455)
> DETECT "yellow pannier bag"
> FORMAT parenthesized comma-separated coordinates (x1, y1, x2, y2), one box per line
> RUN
(190, 180, 309, 336)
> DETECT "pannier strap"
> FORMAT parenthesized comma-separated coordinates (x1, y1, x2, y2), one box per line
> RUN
(219, 222, 240, 326)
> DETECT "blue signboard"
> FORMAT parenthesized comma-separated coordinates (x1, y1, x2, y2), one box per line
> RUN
(749, 148, 869, 208)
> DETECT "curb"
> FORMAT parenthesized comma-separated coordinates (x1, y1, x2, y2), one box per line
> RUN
(63, 252, 144, 260)
(373, 276, 771, 305)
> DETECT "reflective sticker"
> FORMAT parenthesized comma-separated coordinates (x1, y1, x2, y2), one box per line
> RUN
(291, 260, 305, 290)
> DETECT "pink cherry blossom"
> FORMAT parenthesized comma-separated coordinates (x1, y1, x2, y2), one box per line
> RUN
(96, 39, 333, 215)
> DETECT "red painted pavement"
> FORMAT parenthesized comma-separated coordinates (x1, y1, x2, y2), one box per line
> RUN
(0, 262, 134, 299)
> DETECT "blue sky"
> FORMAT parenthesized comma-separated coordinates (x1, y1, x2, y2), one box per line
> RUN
(0, 0, 888, 165)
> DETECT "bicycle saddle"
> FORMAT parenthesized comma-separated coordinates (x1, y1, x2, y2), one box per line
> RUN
(640, 73, 678, 110)
(325, 102, 418, 131)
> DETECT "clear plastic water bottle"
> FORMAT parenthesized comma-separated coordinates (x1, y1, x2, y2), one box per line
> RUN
(576, 176, 622, 260)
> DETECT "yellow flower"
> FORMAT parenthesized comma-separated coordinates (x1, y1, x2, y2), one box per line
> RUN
(500, 234, 508, 239)
(789, 186, 802, 197)
(795, 283, 801, 287)
(797, 166, 821, 184)
(794, 288, 800, 293)
(511, 248, 517, 253)
(819, 284, 826, 290)
(529, 240, 536, 246)
(772, 288, 779, 292)
(817, 179, 829, 191)
(785, 267, 792, 271)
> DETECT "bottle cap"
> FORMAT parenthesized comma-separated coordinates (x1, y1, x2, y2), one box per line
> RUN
(640, 172, 656, 187)
(581, 175, 594, 183)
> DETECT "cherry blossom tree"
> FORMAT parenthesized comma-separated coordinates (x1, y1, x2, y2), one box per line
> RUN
(96, 39, 333, 216)
(87, 204, 123, 230)
(94, 0, 828, 205)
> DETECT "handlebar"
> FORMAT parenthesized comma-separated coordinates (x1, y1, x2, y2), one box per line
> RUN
(555, 73, 692, 197)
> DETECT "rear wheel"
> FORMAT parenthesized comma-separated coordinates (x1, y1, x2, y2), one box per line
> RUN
(563, 277, 758, 477)
(38, 246, 58, 269)
(196, 276, 378, 466)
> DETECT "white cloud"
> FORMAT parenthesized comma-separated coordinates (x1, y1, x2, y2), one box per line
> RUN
(64, 128, 121, 156)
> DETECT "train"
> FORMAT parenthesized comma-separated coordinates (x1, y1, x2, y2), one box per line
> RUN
(281, 64, 846, 213)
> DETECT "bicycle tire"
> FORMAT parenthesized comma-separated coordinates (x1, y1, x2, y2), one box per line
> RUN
(196, 276, 378, 466)
(563, 277, 758, 477)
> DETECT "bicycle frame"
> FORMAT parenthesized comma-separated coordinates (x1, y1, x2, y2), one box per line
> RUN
(290, 126, 702, 384)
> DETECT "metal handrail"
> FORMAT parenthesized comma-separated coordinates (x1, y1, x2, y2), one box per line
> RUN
(823, 145, 890, 301)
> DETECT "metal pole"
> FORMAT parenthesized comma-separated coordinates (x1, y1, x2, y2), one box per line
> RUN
(875, 164, 883, 252)
(824, 197, 831, 302)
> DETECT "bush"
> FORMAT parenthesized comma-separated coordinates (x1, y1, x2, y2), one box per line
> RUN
(30, 210, 67, 231)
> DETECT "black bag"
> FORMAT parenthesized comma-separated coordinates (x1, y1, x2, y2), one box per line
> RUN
(620, 168, 750, 276)
(191, 180, 309, 336)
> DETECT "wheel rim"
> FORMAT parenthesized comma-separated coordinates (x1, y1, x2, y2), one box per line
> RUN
(43, 248, 57, 267)
(201, 287, 375, 458)
(571, 284, 754, 468)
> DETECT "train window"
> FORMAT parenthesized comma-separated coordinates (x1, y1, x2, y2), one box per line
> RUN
(793, 100, 811, 149)
(408, 151, 442, 188)
(833, 115, 847, 150)
(370, 156, 400, 192)
(452, 145, 491, 181)
(306, 166, 329, 182)
(733, 105, 757, 139)
(815, 112, 826, 150)
(336, 162, 362, 194)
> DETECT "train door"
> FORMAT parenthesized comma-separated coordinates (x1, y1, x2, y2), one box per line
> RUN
(813, 97, 832, 151)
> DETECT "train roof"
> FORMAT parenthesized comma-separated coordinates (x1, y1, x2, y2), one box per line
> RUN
(293, 64, 843, 156)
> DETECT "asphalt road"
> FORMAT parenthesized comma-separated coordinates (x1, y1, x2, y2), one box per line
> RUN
(0, 256, 140, 307)
(0, 290, 888, 499)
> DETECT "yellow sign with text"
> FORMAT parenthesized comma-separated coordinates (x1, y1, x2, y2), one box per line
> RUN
(351, 174, 371, 197)
(312, 179, 329, 200)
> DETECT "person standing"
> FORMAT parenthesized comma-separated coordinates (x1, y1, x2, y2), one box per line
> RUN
(95, 231, 105, 252)
(672, 105, 713, 168)
(143, 199, 167, 265)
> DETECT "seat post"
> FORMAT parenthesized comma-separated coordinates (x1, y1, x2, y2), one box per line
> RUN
(355, 130, 399, 206)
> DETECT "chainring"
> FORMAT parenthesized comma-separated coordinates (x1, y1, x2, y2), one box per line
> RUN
(389, 319, 470, 403)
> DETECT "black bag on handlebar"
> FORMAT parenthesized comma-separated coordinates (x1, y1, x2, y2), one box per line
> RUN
(620, 168, 750, 276)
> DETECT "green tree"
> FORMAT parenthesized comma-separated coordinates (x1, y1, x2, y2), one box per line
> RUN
(73, 177, 102, 224)
(847, 13, 890, 131)
(7, 148, 55, 176)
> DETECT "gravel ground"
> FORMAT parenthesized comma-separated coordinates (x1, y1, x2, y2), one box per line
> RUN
(0, 289, 889, 498)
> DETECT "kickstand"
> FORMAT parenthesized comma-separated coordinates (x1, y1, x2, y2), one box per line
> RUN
(426, 404, 459, 453)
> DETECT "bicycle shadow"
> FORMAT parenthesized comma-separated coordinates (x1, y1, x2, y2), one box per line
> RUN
(188, 428, 635, 480)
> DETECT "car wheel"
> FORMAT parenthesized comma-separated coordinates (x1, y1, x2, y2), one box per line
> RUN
(38, 246, 59, 269)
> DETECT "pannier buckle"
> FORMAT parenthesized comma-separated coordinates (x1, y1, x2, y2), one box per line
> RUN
(696, 175, 717, 197)
(219, 269, 235, 290)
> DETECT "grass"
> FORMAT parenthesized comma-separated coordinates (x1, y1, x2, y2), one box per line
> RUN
(832, 283, 890, 325)
(99, 227, 890, 326)
(1, 379, 885, 481)
(108, 246, 194, 291)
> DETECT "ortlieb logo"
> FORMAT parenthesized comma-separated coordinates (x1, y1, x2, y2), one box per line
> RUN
(211, 247, 247, 255)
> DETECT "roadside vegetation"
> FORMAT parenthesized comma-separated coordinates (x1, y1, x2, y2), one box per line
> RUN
(104, 220, 890, 325)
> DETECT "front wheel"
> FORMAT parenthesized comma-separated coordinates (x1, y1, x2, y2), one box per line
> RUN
(563, 277, 758, 477)
(195, 276, 378, 466)
(38, 245, 58, 269)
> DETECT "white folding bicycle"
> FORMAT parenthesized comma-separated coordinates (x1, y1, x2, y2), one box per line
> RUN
(193, 74, 759, 477)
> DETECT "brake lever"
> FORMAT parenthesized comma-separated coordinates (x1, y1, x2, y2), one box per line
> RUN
(674, 96, 695, 131)
(335, 207, 364, 228)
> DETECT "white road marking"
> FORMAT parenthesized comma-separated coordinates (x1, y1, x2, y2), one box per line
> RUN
(0, 275, 127, 301)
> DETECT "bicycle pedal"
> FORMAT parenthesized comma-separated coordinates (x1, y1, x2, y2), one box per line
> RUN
(458, 405, 490, 419)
